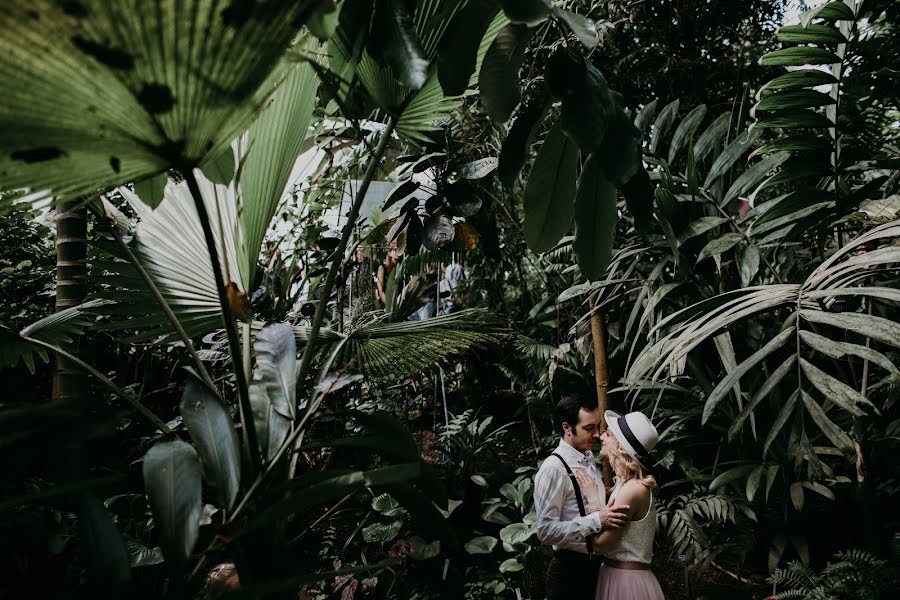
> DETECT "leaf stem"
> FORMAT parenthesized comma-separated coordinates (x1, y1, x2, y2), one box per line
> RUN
(23, 336, 172, 434)
(109, 225, 220, 398)
(183, 169, 262, 477)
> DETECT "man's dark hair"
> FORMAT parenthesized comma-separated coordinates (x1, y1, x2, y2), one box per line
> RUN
(553, 394, 598, 435)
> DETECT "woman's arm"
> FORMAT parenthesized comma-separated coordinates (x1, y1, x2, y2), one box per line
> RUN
(589, 482, 648, 555)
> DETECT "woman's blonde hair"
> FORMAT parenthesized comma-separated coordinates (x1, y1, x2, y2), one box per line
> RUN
(605, 433, 657, 490)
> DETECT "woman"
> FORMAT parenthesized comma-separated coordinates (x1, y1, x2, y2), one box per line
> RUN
(575, 410, 665, 600)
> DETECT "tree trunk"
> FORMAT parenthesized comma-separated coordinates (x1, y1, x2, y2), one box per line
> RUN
(589, 294, 613, 488)
(52, 200, 88, 402)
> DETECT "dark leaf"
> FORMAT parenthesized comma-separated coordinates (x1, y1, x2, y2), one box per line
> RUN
(754, 89, 835, 112)
(650, 99, 680, 156)
(405, 214, 424, 255)
(777, 24, 847, 44)
(557, 52, 617, 154)
(552, 7, 597, 49)
(81, 493, 132, 595)
(668, 104, 707, 163)
(501, 0, 552, 26)
(739, 244, 761, 287)
(451, 222, 479, 251)
(445, 182, 483, 217)
(754, 111, 834, 129)
(423, 214, 455, 249)
(479, 24, 535, 122)
(437, 0, 499, 96)
(179, 377, 241, 511)
(455, 157, 498, 180)
(623, 169, 654, 235)
(634, 99, 658, 134)
(317, 236, 341, 251)
(249, 323, 298, 461)
(133, 173, 168, 210)
(142, 438, 202, 574)
(499, 92, 549, 186)
(523, 121, 578, 252)
(307, 0, 340, 40)
(594, 96, 643, 186)
(759, 47, 842, 67)
(201, 147, 235, 186)
(368, 0, 430, 91)
(384, 180, 420, 212)
(574, 157, 618, 281)
(759, 69, 839, 92)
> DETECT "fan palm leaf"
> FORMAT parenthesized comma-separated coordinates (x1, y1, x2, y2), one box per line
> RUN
(0, 0, 318, 208)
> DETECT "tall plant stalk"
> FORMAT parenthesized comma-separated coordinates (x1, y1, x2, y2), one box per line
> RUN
(184, 169, 262, 475)
(53, 200, 87, 402)
(589, 294, 613, 488)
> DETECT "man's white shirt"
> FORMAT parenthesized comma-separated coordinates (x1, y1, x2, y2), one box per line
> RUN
(533, 439, 606, 553)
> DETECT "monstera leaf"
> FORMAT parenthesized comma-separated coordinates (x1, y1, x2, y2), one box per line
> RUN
(0, 0, 317, 209)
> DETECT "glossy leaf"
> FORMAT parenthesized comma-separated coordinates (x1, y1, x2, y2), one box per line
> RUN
(523, 122, 578, 253)
(180, 377, 241, 511)
(754, 111, 834, 129)
(574, 157, 618, 281)
(755, 89, 835, 112)
(362, 520, 403, 543)
(499, 92, 549, 186)
(801, 390, 853, 454)
(479, 24, 534, 122)
(750, 134, 830, 158)
(722, 151, 790, 206)
(558, 53, 617, 154)
(249, 323, 298, 461)
(464, 535, 498, 555)
(634, 99, 658, 134)
(423, 214, 455, 249)
(704, 129, 760, 189)
(739, 244, 761, 287)
(677, 216, 730, 244)
(501, 0, 552, 26)
(369, 0, 429, 90)
(746, 466, 764, 501)
(694, 113, 731, 163)
(202, 147, 236, 187)
(455, 157, 498, 180)
(763, 389, 799, 457)
(437, 0, 499, 96)
(142, 438, 202, 573)
(799, 330, 899, 376)
(800, 310, 900, 350)
(759, 69, 839, 93)
(709, 464, 755, 491)
(133, 173, 169, 210)
(759, 47, 842, 67)
(800, 1, 855, 26)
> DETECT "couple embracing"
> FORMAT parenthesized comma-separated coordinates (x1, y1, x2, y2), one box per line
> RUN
(533, 395, 665, 600)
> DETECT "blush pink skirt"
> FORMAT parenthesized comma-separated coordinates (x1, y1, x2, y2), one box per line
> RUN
(595, 564, 665, 599)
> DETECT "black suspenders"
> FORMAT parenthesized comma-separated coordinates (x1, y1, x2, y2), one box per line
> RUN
(551, 453, 595, 554)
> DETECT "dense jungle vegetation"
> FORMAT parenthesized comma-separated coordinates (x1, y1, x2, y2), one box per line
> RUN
(1, 1, 899, 599)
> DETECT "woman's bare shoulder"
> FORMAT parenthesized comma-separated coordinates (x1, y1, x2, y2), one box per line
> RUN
(617, 479, 651, 517)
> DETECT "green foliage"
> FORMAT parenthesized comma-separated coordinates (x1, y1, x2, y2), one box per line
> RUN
(769, 549, 896, 600)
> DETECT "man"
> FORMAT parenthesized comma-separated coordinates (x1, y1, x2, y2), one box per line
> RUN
(534, 395, 631, 600)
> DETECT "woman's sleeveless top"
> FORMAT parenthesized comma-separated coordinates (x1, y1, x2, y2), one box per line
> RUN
(605, 483, 656, 564)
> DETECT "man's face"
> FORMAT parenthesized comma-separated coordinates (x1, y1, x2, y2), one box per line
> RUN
(566, 408, 601, 452)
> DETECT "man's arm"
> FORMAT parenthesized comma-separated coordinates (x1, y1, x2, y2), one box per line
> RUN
(533, 464, 606, 548)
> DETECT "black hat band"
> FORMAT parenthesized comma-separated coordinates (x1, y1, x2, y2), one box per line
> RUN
(617, 416, 649, 459)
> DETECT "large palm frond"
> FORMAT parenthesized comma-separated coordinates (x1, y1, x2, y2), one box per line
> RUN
(91, 61, 320, 341)
(627, 220, 900, 456)
(0, 0, 318, 208)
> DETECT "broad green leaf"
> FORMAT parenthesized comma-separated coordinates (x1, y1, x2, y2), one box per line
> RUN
(307, 1, 339, 41)
(437, 0, 499, 96)
(499, 522, 534, 545)
(729, 355, 797, 440)
(750, 190, 831, 228)
(80, 493, 132, 593)
(799, 329, 899, 376)
(799, 358, 873, 416)
(133, 173, 169, 210)
(362, 519, 404, 543)
(694, 113, 730, 163)
(455, 157, 499, 180)
(702, 328, 793, 424)
(722, 151, 790, 206)
(180, 377, 241, 511)
(800, 390, 853, 454)
(499, 92, 549, 187)
(142, 438, 202, 573)
(704, 129, 760, 189)
(750, 134, 830, 159)
(0, 0, 316, 208)
(650, 100, 680, 156)
(755, 111, 834, 129)
(500, 558, 525, 573)
(739, 244, 761, 287)
(202, 147, 236, 187)
(763, 389, 799, 457)
(501, 0, 552, 26)
(759, 47, 842, 67)
(668, 104, 706, 163)
(523, 122, 578, 252)
(125, 540, 165, 568)
(754, 89, 835, 112)
(372, 493, 407, 517)
(479, 24, 534, 122)
(758, 69, 839, 93)
(249, 323, 298, 461)
(410, 536, 442, 560)
(800, 1, 855, 26)
(574, 157, 618, 281)
(634, 99, 658, 134)
(801, 481, 835, 500)
(800, 310, 900, 350)
(594, 101, 643, 186)
(777, 24, 848, 44)
(464, 535, 498, 555)
(557, 52, 617, 154)
(709, 464, 755, 491)
(696, 232, 744, 264)
(765, 465, 780, 501)
(368, 0, 429, 90)
(552, 7, 597, 49)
